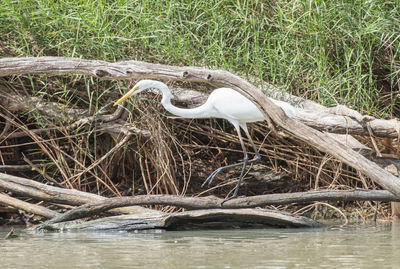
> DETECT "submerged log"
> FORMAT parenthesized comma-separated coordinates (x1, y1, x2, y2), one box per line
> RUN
(33, 208, 322, 232)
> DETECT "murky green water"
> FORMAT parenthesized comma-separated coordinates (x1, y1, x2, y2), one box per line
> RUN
(1, 222, 400, 268)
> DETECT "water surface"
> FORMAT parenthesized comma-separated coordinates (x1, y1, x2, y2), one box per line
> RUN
(1, 222, 400, 268)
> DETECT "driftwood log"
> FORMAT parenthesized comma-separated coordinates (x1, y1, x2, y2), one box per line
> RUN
(34, 208, 322, 232)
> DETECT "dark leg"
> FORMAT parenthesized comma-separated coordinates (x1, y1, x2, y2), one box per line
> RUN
(201, 124, 261, 205)
(220, 128, 260, 206)
(202, 126, 260, 187)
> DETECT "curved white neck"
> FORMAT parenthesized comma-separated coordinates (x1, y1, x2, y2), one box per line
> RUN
(147, 81, 212, 119)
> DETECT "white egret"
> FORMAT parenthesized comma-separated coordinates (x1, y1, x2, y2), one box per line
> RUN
(114, 80, 296, 205)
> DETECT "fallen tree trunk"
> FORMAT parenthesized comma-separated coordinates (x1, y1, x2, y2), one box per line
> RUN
(295, 110, 399, 138)
(43, 189, 400, 225)
(34, 208, 322, 232)
(1, 57, 399, 198)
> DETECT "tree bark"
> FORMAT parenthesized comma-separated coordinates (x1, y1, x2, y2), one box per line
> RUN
(35, 208, 322, 232)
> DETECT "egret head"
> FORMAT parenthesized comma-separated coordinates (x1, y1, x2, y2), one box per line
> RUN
(114, 80, 156, 106)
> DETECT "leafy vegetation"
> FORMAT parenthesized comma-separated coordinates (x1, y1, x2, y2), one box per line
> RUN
(1, 0, 399, 116)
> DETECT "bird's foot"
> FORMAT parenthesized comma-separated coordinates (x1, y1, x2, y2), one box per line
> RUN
(220, 195, 246, 207)
(201, 168, 227, 187)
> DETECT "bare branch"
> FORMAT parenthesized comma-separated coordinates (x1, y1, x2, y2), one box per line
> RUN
(0, 172, 155, 215)
(0, 192, 59, 219)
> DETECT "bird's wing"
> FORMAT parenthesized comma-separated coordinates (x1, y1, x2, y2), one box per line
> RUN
(209, 88, 264, 123)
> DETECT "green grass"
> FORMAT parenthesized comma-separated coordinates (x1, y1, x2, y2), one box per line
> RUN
(1, 0, 399, 117)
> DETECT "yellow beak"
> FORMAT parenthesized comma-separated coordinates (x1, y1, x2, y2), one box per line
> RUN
(113, 86, 139, 106)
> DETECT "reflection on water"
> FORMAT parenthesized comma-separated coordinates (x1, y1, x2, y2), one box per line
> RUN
(1, 222, 400, 268)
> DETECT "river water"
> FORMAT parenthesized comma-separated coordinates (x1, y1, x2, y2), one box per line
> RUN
(1, 222, 400, 268)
